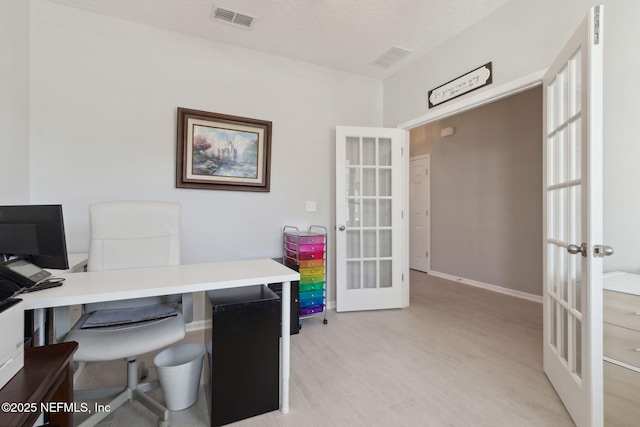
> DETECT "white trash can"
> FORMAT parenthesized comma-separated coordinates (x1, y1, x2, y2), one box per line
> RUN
(154, 343, 206, 411)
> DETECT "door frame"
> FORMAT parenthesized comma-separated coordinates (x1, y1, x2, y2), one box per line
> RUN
(398, 70, 545, 132)
(397, 72, 546, 274)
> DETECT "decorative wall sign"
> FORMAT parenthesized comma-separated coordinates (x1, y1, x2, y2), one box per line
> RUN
(176, 108, 272, 192)
(428, 62, 493, 108)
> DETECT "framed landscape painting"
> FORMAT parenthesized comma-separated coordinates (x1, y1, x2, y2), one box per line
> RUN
(176, 108, 272, 192)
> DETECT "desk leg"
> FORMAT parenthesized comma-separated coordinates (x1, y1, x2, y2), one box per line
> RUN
(35, 308, 45, 346)
(54, 306, 72, 343)
(281, 280, 291, 414)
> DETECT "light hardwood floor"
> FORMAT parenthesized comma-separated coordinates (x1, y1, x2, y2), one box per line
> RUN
(74, 270, 575, 426)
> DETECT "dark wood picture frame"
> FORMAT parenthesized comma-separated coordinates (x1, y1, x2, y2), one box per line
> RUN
(176, 108, 272, 192)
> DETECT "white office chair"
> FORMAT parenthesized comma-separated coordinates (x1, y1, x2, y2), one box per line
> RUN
(65, 201, 193, 427)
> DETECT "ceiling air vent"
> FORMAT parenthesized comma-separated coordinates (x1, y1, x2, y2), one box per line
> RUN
(370, 46, 412, 68)
(211, 5, 255, 29)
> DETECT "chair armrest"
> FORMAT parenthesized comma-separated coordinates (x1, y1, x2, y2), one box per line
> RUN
(181, 293, 194, 324)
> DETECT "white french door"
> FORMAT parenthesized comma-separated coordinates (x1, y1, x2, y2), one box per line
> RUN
(335, 126, 407, 312)
(543, 6, 604, 427)
(409, 155, 430, 272)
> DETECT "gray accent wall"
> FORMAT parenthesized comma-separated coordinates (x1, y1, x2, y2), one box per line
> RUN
(411, 87, 542, 296)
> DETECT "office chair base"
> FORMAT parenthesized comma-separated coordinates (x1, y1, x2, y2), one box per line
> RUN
(74, 358, 170, 427)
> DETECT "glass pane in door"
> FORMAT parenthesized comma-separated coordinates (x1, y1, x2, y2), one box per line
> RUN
(574, 319, 582, 376)
(362, 200, 376, 227)
(379, 169, 392, 196)
(379, 138, 391, 166)
(363, 230, 376, 258)
(363, 138, 376, 165)
(380, 260, 392, 288)
(346, 168, 359, 197)
(347, 261, 360, 290)
(379, 230, 392, 257)
(379, 200, 392, 227)
(347, 230, 360, 258)
(346, 137, 360, 165)
(363, 169, 376, 196)
(363, 261, 376, 288)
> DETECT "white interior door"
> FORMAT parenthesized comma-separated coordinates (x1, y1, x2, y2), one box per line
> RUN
(543, 6, 604, 427)
(409, 155, 430, 272)
(335, 126, 407, 312)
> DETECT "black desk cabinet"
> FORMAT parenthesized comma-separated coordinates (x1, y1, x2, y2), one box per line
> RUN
(268, 257, 301, 335)
(205, 285, 280, 427)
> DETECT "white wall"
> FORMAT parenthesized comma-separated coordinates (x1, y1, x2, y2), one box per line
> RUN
(22, 0, 640, 309)
(383, 0, 596, 127)
(29, 1, 383, 310)
(601, 0, 640, 274)
(385, 0, 640, 285)
(0, 0, 31, 204)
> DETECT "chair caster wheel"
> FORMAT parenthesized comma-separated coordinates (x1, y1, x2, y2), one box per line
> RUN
(323, 318, 328, 324)
(158, 418, 170, 427)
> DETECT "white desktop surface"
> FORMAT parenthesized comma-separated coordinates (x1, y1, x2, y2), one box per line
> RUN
(19, 258, 299, 414)
(603, 271, 640, 295)
(22, 258, 298, 309)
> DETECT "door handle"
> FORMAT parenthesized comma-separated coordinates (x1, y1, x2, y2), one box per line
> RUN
(338, 225, 346, 231)
(567, 243, 615, 258)
(594, 245, 614, 257)
(567, 243, 587, 257)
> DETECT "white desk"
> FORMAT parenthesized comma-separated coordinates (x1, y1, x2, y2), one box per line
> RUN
(19, 258, 300, 414)
(32, 254, 89, 345)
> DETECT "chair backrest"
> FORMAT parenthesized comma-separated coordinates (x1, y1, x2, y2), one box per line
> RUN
(88, 201, 181, 272)
(85, 201, 181, 312)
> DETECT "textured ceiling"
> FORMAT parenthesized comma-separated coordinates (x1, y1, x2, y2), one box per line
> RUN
(42, 0, 513, 80)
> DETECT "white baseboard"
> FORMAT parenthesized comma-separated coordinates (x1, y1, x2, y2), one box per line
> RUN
(428, 271, 543, 303)
(186, 319, 209, 332)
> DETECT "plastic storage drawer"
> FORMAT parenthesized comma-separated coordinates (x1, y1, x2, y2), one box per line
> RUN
(299, 305, 325, 316)
(299, 267, 324, 277)
(299, 259, 324, 269)
(299, 275, 324, 285)
(299, 282, 324, 292)
(299, 297, 324, 308)
(285, 234, 325, 245)
(299, 290, 324, 301)
(285, 242, 326, 253)
(286, 250, 324, 261)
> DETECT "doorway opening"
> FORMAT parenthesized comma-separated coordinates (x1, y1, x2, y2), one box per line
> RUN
(402, 73, 544, 301)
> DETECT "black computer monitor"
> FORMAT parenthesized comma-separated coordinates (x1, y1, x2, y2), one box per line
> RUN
(0, 205, 69, 270)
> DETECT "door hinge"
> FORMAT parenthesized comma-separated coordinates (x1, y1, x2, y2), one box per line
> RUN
(426, 251, 429, 258)
(402, 273, 404, 281)
(401, 147, 404, 156)
(594, 6, 600, 45)
(426, 209, 429, 216)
